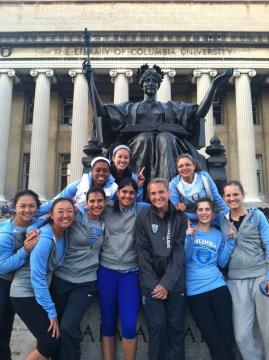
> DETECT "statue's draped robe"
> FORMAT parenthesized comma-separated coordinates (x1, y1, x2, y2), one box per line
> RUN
(102, 100, 207, 181)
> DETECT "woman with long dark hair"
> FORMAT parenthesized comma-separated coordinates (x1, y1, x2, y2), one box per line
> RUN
(0, 190, 41, 360)
(97, 177, 149, 360)
(110, 144, 145, 201)
(10, 198, 75, 360)
(50, 186, 107, 360)
(185, 197, 235, 360)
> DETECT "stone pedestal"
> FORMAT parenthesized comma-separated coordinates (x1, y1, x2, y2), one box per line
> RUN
(80, 298, 211, 360)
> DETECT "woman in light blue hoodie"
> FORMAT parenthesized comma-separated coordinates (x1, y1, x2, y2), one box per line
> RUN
(10, 198, 75, 360)
(217, 180, 269, 360)
(185, 197, 235, 360)
(0, 190, 41, 360)
(59, 156, 117, 208)
(169, 154, 228, 221)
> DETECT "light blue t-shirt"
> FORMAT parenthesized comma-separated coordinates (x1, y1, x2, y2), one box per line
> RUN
(184, 226, 235, 296)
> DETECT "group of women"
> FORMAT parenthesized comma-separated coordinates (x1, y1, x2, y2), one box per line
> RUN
(0, 144, 269, 360)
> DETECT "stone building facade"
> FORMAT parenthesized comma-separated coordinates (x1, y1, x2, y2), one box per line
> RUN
(0, 0, 269, 203)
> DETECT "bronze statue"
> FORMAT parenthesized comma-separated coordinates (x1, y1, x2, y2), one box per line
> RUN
(82, 29, 232, 180)
(83, 61, 232, 181)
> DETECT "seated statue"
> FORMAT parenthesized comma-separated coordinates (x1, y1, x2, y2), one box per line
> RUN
(83, 63, 232, 181)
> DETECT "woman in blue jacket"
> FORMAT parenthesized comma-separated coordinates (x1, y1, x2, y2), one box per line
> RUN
(185, 197, 235, 360)
(169, 154, 228, 220)
(98, 177, 149, 360)
(0, 189, 40, 360)
(218, 181, 269, 360)
(10, 198, 75, 360)
(59, 156, 117, 208)
(49, 186, 107, 360)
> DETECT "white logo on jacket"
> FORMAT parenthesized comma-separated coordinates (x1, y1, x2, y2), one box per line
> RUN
(151, 224, 159, 234)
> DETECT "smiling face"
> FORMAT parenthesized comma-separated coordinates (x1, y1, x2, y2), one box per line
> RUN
(148, 182, 169, 213)
(50, 200, 75, 231)
(117, 185, 136, 208)
(92, 161, 110, 187)
(112, 149, 130, 173)
(196, 201, 213, 226)
(142, 73, 160, 97)
(87, 192, 106, 219)
(177, 157, 196, 182)
(14, 195, 38, 227)
(223, 184, 245, 211)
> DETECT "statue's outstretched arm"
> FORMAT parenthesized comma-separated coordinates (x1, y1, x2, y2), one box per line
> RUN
(194, 68, 233, 119)
(82, 60, 107, 117)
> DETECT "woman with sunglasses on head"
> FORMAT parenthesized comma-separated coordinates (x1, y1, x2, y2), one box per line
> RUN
(111, 144, 145, 201)
(0, 190, 41, 360)
(216, 180, 269, 360)
(49, 186, 106, 360)
(169, 154, 228, 221)
(185, 197, 236, 360)
(52, 156, 117, 209)
(10, 198, 75, 360)
(97, 177, 149, 360)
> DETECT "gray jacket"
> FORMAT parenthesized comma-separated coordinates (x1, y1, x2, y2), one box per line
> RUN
(54, 210, 104, 283)
(101, 203, 148, 271)
(218, 209, 269, 280)
(10, 230, 62, 298)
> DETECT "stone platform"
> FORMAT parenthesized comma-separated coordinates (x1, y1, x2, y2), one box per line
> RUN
(11, 299, 212, 359)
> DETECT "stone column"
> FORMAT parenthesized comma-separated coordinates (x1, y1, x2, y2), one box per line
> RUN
(233, 68, 261, 202)
(193, 68, 217, 153)
(0, 69, 16, 201)
(69, 69, 89, 182)
(157, 69, 176, 102)
(28, 69, 54, 201)
(109, 69, 133, 104)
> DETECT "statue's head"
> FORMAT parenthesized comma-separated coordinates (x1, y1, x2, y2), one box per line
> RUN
(137, 64, 164, 89)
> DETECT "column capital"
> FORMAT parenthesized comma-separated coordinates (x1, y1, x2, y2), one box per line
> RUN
(69, 68, 83, 78)
(193, 68, 217, 79)
(0, 68, 20, 83)
(233, 68, 256, 78)
(162, 69, 176, 78)
(0, 68, 16, 77)
(30, 68, 54, 79)
(109, 68, 133, 83)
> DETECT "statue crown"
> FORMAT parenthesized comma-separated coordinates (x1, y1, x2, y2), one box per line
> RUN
(137, 64, 164, 87)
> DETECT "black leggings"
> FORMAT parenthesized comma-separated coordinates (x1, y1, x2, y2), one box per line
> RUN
(188, 286, 235, 360)
(0, 278, 14, 360)
(11, 297, 59, 358)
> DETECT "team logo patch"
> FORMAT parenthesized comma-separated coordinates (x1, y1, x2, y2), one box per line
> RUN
(192, 193, 200, 201)
(196, 249, 211, 264)
(151, 224, 159, 234)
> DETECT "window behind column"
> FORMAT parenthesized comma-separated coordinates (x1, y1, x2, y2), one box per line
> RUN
(59, 153, 70, 191)
(256, 155, 264, 194)
(252, 94, 260, 125)
(21, 153, 30, 189)
(213, 95, 224, 125)
(25, 96, 34, 125)
(61, 97, 73, 125)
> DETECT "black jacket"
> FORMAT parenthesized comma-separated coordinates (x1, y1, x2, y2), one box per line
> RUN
(135, 202, 187, 292)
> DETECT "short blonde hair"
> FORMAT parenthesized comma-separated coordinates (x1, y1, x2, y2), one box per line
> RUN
(147, 177, 169, 195)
